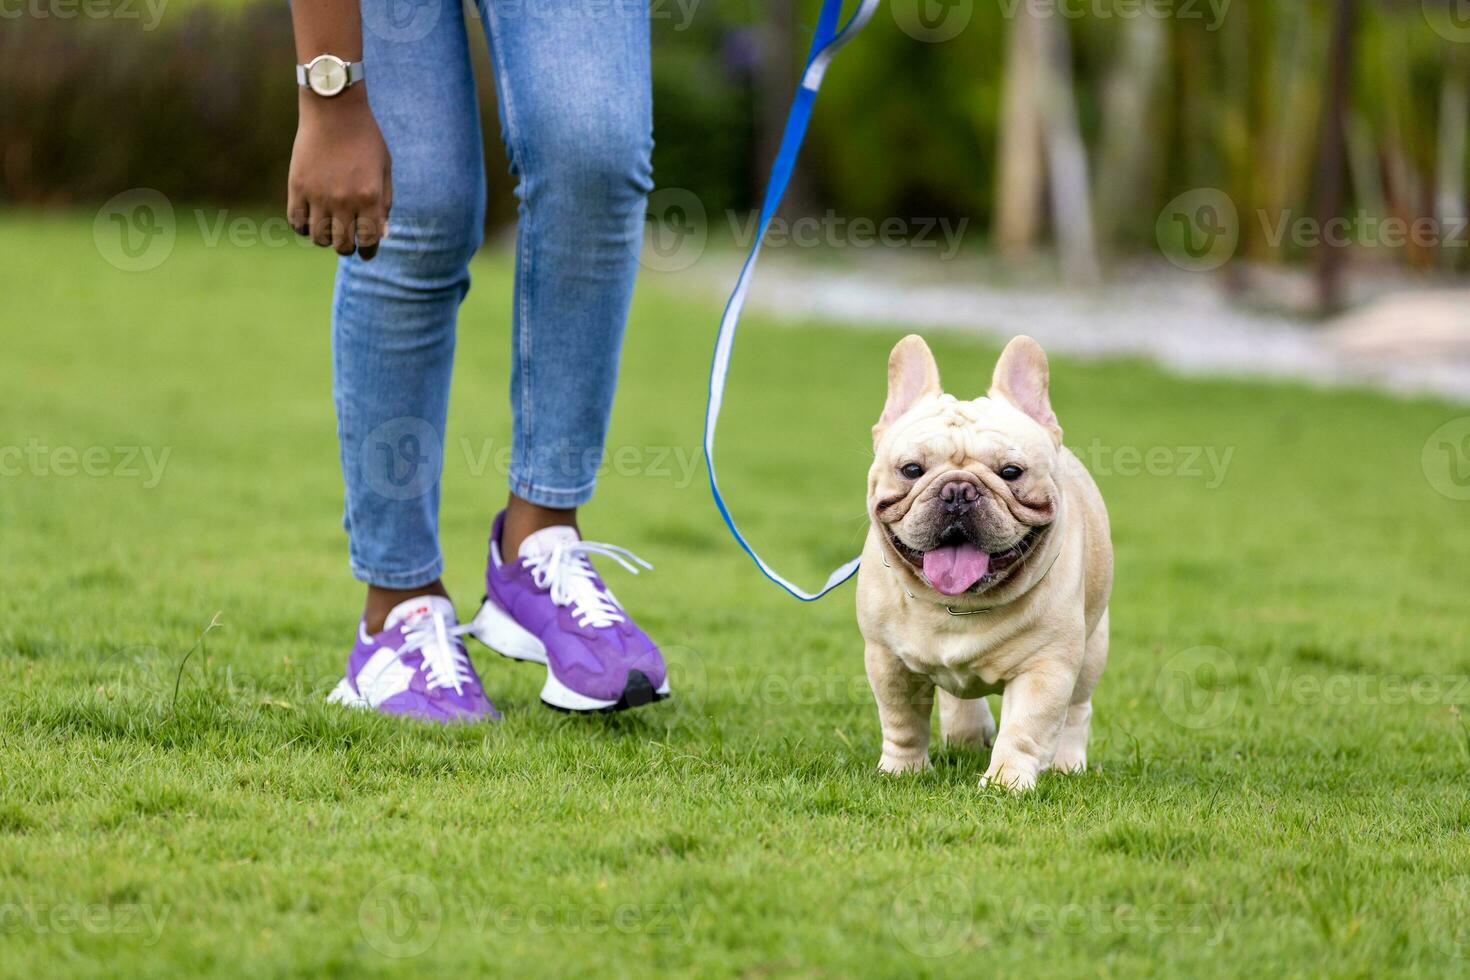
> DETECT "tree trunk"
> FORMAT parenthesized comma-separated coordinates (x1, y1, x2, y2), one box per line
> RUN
(1093, 15, 1166, 250)
(1036, 11, 1099, 284)
(1311, 0, 1355, 315)
(994, 5, 1045, 259)
(1436, 54, 1468, 271)
(1345, 111, 1385, 224)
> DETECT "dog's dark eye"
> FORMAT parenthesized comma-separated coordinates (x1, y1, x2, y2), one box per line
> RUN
(899, 463, 924, 480)
(998, 464, 1025, 481)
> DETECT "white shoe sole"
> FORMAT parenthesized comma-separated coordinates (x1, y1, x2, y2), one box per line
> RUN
(326, 677, 370, 709)
(468, 595, 670, 713)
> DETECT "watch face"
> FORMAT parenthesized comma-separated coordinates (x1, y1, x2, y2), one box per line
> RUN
(308, 57, 349, 97)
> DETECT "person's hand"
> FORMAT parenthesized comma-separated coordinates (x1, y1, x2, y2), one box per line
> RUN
(287, 88, 393, 260)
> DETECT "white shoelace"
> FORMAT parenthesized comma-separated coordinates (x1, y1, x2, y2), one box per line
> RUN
(399, 610, 474, 695)
(523, 541, 653, 629)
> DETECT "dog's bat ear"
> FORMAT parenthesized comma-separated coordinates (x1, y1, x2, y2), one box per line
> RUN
(989, 335, 1062, 444)
(874, 334, 942, 443)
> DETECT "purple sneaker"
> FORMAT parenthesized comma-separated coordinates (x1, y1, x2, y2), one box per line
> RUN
(467, 512, 669, 713)
(327, 595, 499, 723)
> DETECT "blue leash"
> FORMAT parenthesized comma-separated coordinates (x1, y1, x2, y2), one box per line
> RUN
(703, 0, 882, 601)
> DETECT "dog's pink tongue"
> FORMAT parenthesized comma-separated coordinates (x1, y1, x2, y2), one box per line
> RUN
(922, 543, 991, 596)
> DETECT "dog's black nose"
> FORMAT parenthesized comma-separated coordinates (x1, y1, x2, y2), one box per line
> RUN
(939, 479, 979, 511)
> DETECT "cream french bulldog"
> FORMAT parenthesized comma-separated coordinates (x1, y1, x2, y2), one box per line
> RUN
(857, 334, 1113, 791)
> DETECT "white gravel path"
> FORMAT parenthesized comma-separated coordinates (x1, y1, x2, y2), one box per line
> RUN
(691, 253, 1470, 403)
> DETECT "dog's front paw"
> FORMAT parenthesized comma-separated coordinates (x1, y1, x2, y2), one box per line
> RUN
(878, 751, 932, 774)
(979, 760, 1037, 792)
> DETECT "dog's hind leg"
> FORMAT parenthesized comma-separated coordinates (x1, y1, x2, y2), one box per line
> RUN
(1052, 608, 1108, 773)
(938, 690, 996, 749)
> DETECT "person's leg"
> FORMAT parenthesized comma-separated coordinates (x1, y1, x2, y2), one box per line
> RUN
(333, 0, 487, 631)
(326, 0, 498, 724)
(466, 0, 665, 713)
(476, 0, 654, 556)
(501, 500, 578, 561)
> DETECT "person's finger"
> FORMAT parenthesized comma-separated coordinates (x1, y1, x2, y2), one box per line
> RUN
(332, 212, 356, 257)
(310, 207, 334, 249)
(287, 184, 309, 237)
(356, 213, 381, 262)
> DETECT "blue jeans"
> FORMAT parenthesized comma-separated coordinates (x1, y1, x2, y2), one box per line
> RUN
(332, 0, 653, 588)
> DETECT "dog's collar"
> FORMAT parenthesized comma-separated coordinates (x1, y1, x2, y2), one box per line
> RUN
(879, 529, 1063, 616)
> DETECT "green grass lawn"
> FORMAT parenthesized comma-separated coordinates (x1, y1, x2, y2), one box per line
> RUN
(2, 212, 1469, 977)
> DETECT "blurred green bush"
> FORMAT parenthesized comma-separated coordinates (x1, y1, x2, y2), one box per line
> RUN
(1, 5, 299, 208)
(0, 0, 1462, 266)
(0, 1, 762, 227)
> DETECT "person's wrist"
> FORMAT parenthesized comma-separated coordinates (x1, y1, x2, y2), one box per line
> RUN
(298, 82, 369, 118)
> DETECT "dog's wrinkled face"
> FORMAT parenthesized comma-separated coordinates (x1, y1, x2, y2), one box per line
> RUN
(869, 335, 1063, 597)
